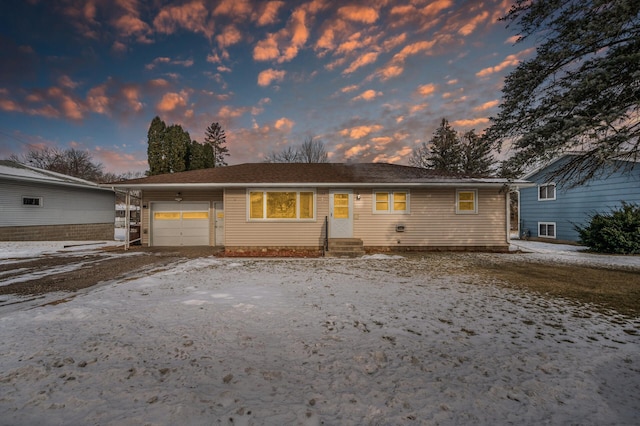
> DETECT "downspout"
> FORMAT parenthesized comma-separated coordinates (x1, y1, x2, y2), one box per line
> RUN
(505, 188, 511, 245)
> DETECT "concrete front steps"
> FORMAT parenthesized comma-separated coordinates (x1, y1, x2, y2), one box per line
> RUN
(325, 238, 365, 257)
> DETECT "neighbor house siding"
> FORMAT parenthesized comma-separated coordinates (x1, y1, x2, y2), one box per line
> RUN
(141, 190, 222, 246)
(354, 188, 508, 249)
(520, 158, 640, 242)
(224, 187, 329, 249)
(0, 180, 115, 227)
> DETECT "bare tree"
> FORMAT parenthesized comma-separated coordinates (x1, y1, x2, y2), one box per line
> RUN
(297, 136, 329, 163)
(10, 147, 103, 181)
(264, 137, 329, 163)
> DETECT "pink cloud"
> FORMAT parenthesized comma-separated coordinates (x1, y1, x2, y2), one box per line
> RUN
(218, 105, 249, 120)
(257, 69, 286, 87)
(476, 47, 535, 77)
(87, 84, 110, 114)
(253, 1, 285, 26)
(416, 83, 437, 97)
(343, 51, 379, 74)
(157, 91, 187, 112)
(392, 40, 437, 63)
(274, 117, 295, 131)
(58, 75, 80, 89)
(154, 1, 214, 39)
(253, 7, 309, 63)
(352, 89, 382, 102)
(340, 124, 383, 139)
(113, 14, 151, 40)
(474, 100, 500, 111)
(337, 5, 378, 24)
(341, 84, 359, 93)
(213, 0, 252, 18)
(457, 10, 490, 36)
(378, 64, 404, 81)
(216, 25, 242, 49)
(253, 34, 280, 61)
(451, 118, 490, 128)
(344, 143, 371, 159)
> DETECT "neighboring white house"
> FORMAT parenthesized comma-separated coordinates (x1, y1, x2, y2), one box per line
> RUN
(0, 160, 116, 241)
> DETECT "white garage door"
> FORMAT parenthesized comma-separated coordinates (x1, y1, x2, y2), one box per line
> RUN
(151, 202, 210, 246)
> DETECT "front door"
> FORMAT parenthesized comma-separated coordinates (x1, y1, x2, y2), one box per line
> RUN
(213, 201, 224, 246)
(329, 190, 353, 238)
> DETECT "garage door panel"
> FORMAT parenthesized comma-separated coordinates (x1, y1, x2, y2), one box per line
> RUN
(151, 202, 210, 246)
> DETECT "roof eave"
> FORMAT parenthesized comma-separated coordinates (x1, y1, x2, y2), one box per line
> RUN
(103, 180, 530, 190)
(2, 174, 115, 192)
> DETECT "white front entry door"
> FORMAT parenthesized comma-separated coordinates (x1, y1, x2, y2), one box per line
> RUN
(213, 201, 224, 246)
(329, 190, 353, 238)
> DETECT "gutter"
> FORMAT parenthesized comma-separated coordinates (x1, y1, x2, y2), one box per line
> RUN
(104, 181, 535, 190)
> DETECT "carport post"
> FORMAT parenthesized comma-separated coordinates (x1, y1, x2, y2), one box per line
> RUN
(125, 189, 130, 250)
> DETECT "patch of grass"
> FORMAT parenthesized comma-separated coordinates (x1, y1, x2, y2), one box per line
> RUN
(473, 259, 640, 318)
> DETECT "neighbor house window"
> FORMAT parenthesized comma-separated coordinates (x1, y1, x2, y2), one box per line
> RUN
(248, 189, 315, 220)
(538, 183, 556, 200)
(22, 196, 43, 207)
(456, 189, 477, 214)
(538, 222, 556, 238)
(373, 190, 409, 214)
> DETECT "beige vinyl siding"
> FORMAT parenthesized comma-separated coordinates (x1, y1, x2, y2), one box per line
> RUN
(141, 190, 222, 246)
(224, 188, 329, 247)
(353, 188, 507, 248)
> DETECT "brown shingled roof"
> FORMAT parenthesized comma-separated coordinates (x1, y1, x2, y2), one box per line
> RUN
(107, 162, 467, 186)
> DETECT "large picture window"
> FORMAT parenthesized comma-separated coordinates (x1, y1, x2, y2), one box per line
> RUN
(248, 190, 315, 220)
(373, 190, 409, 214)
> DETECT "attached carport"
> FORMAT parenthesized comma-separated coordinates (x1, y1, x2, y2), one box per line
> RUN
(151, 202, 210, 246)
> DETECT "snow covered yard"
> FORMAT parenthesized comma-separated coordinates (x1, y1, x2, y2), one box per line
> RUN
(1, 253, 639, 425)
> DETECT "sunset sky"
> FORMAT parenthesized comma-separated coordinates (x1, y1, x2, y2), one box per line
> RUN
(0, 0, 535, 175)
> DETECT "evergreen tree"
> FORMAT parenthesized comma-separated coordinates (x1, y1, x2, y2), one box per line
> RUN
(460, 130, 495, 176)
(147, 116, 167, 176)
(410, 120, 496, 175)
(164, 124, 189, 173)
(427, 118, 463, 173)
(204, 122, 229, 167)
(486, 0, 640, 185)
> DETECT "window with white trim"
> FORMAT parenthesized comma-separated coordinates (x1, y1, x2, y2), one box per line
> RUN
(538, 222, 556, 238)
(538, 183, 556, 200)
(373, 190, 409, 214)
(22, 196, 43, 207)
(456, 189, 477, 214)
(248, 189, 315, 221)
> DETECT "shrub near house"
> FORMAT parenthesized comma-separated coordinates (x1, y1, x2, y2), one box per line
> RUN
(576, 202, 640, 254)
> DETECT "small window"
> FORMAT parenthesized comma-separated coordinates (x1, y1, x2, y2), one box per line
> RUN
(22, 196, 43, 207)
(373, 190, 409, 214)
(456, 190, 477, 214)
(538, 183, 556, 201)
(538, 222, 556, 238)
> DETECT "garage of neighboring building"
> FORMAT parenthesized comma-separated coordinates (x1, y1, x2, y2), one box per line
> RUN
(151, 202, 210, 246)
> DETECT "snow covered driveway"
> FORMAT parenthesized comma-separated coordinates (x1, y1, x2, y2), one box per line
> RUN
(1, 255, 638, 425)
